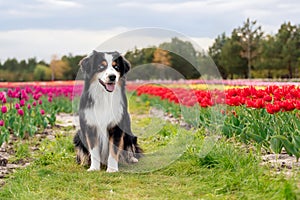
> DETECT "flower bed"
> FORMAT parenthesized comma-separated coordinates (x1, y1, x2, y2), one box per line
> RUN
(0, 84, 81, 145)
(131, 84, 300, 159)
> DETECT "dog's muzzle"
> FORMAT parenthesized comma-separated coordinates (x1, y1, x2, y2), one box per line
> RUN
(99, 77, 116, 92)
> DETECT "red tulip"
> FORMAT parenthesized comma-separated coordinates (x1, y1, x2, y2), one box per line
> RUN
(266, 103, 281, 114)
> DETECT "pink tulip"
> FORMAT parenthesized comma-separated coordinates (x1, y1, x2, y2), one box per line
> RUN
(40, 109, 45, 115)
(15, 103, 20, 109)
(1, 106, 7, 114)
(17, 109, 24, 116)
(27, 104, 31, 110)
(20, 99, 25, 107)
(33, 101, 37, 107)
(7, 89, 13, 98)
(0, 120, 4, 126)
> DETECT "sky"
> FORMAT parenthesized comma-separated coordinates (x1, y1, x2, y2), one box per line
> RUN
(0, 0, 300, 62)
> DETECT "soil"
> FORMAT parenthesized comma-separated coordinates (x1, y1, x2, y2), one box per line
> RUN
(0, 111, 299, 187)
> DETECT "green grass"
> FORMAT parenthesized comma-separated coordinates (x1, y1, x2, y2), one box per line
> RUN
(0, 95, 299, 199)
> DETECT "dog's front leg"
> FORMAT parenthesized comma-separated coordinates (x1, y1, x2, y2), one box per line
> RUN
(107, 135, 124, 173)
(85, 126, 101, 171)
(88, 146, 101, 171)
(107, 153, 118, 173)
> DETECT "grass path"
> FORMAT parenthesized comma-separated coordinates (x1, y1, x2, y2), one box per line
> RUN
(0, 96, 299, 199)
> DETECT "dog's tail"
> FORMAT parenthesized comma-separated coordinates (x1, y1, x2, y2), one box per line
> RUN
(132, 136, 143, 159)
(121, 134, 143, 163)
(73, 130, 91, 166)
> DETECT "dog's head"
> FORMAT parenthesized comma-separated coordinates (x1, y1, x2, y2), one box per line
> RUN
(80, 50, 130, 92)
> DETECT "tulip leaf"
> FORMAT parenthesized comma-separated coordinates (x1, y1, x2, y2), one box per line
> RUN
(272, 135, 300, 160)
(270, 137, 283, 154)
(292, 135, 300, 149)
(245, 132, 265, 143)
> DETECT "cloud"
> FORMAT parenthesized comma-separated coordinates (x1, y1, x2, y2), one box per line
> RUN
(0, 28, 128, 62)
(0, 0, 299, 61)
(0, 28, 214, 62)
(0, 0, 83, 19)
(118, 0, 272, 14)
(36, 0, 82, 8)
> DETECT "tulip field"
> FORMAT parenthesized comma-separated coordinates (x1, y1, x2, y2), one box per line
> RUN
(0, 81, 81, 145)
(128, 80, 300, 160)
(0, 80, 300, 160)
(0, 80, 299, 199)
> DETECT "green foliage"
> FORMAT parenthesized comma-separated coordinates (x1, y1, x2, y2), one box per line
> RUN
(210, 20, 300, 79)
(235, 18, 264, 78)
(14, 143, 31, 161)
(0, 94, 73, 147)
(159, 38, 200, 79)
(0, 94, 299, 199)
(62, 54, 85, 79)
(136, 93, 300, 159)
(0, 125, 299, 199)
(0, 54, 85, 81)
(220, 30, 248, 79)
(125, 38, 203, 80)
(33, 64, 52, 81)
(208, 33, 228, 79)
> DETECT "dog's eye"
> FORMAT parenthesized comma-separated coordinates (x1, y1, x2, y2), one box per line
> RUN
(98, 65, 106, 71)
(113, 65, 120, 71)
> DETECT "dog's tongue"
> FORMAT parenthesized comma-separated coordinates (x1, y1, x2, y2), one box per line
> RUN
(106, 83, 115, 92)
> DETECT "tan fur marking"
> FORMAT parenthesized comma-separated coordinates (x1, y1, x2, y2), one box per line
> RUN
(89, 73, 99, 85)
(109, 133, 124, 161)
(76, 148, 90, 166)
(101, 61, 108, 66)
(86, 131, 99, 152)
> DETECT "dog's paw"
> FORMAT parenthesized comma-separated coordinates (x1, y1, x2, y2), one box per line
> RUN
(129, 157, 139, 163)
(87, 167, 100, 172)
(106, 167, 118, 173)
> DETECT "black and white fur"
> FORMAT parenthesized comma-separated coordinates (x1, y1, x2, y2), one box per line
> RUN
(74, 50, 142, 172)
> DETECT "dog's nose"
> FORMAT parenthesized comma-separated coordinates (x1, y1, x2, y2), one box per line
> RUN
(108, 75, 116, 82)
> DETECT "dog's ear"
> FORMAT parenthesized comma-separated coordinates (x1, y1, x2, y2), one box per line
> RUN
(79, 56, 89, 73)
(121, 56, 131, 74)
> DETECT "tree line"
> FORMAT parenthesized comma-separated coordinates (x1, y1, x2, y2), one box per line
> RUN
(1, 18, 299, 81)
(0, 54, 84, 81)
(209, 19, 300, 79)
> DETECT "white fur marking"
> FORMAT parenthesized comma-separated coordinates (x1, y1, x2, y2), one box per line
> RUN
(107, 154, 119, 172)
(88, 146, 100, 171)
(130, 157, 139, 163)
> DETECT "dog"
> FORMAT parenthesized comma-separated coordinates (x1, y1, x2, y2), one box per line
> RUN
(73, 50, 143, 172)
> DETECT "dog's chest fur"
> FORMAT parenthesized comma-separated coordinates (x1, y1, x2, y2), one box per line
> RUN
(84, 81, 124, 132)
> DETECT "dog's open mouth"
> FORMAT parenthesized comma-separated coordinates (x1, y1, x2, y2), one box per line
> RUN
(99, 79, 115, 92)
